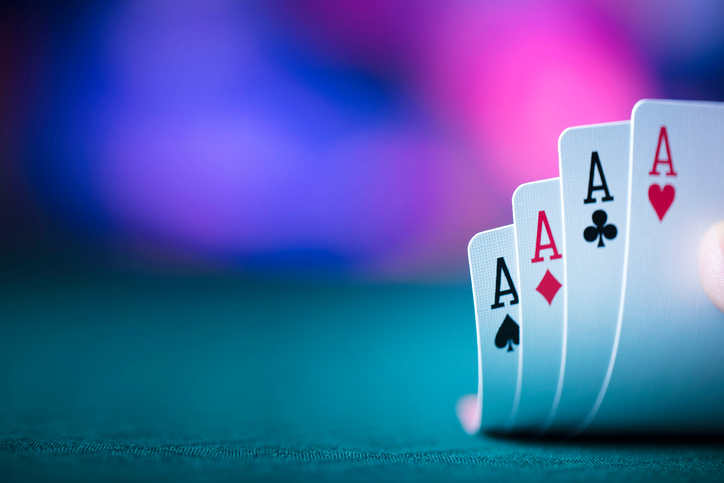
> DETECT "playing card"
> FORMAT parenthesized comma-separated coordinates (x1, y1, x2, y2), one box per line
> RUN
(551, 121, 630, 434)
(511, 178, 566, 434)
(586, 100, 724, 433)
(466, 225, 522, 434)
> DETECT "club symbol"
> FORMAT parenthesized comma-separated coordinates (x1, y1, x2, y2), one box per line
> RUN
(495, 314, 519, 352)
(583, 210, 617, 247)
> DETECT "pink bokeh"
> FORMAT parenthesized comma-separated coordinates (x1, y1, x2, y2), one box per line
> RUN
(414, 2, 660, 194)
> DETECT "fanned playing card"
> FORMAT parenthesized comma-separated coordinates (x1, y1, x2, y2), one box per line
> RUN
(511, 178, 566, 434)
(587, 100, 724, 433)
(465, 225, 522, 435)
(552, 121, 630, 435)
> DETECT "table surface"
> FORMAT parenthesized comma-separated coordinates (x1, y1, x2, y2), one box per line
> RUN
(2, 264, 724, 482)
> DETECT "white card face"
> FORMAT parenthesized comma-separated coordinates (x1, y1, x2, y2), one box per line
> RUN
(588, 100, 724, 432)
(468, 225, 522, 434)
(511, 178, 566, 434)
(551, 122, 630, 434)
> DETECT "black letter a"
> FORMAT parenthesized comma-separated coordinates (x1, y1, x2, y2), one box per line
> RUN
(583, 151, 614, 204)
(491, 257, 519, 309)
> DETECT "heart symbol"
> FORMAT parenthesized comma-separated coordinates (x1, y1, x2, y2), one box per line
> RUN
(648, 183, 675, 221)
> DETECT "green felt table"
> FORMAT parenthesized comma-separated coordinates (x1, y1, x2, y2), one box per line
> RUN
(1, 265, 724, 482)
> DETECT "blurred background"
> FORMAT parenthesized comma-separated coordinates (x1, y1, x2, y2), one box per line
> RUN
(2, 0, 724, 281)
(4, 2, 724, 480)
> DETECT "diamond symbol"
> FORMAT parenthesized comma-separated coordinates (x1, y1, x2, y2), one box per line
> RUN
(536, 269, 561, 305)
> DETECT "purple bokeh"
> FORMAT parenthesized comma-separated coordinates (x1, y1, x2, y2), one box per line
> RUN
(12, 0, 724, 279)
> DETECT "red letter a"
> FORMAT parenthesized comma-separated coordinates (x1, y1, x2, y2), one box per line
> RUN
(649, 126, 677, 176)
(531, 210, 562, 263)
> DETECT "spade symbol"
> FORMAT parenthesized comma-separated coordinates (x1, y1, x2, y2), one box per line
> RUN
(495, 314, 519, 352)
(583, 209, 617, 247)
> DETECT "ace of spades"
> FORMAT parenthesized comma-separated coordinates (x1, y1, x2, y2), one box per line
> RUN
(467, 226, 522, 434)
(495, 315, 520, 352)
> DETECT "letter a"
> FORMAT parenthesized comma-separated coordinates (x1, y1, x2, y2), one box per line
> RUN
(531, 210, 562, 263)
(649, 126, 677, 176)
(491, 257, 519, 309)
(583, 151, 614, 204)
